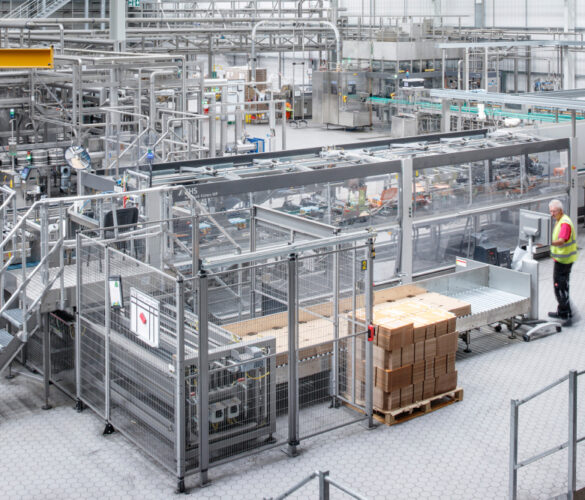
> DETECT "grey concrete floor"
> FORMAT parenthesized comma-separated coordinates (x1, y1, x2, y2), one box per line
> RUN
(2, 126, 585, 499)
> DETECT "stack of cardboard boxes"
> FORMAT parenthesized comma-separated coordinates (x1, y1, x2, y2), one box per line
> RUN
(352, 293, 470, 412)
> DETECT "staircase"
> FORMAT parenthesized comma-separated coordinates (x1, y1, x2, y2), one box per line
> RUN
(3, 0, 73, 19)
(0, 187, 65, 374)
(0, 328, 24, 375)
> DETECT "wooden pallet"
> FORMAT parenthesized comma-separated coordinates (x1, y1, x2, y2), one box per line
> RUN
(374, 387, 464, 426)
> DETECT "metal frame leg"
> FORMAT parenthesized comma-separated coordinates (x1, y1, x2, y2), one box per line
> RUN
(42, 313, 52, 410)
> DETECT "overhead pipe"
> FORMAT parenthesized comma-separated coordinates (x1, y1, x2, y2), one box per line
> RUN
(251, 19, 341, 80)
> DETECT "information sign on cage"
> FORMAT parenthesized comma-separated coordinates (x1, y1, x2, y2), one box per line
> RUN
(130, 288, 160, 348)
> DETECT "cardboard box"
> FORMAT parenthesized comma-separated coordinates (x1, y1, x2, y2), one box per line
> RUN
(375, 365, 412, 392)
(447, 353, 456, 373)
(413, 360, 425, 384)
(401, 327, 414, 346)
(413, 323, 427, 343)
(374, 345, 401, 370)
(413, 382, 424, 402)
(435, 371, 458, 394)
(424, 338, 437, 359)
(402, 344, 414, 366)
(434, 355, 447, 377)
(374, 387, 386, 410)
(355, 359, 366, 382)
(415, 341, 425, 362)
(423, 378, 435, 399)
(387, 390, 402, 410)
(401, 385, 414, 407)
(425, 321, 436, 339)
(436, 332, 458, 357)
(424, 358, 434, 380)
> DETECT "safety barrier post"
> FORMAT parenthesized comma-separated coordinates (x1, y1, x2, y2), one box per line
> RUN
(509, 399, 519, 500)
(364, 237, 375, 428)
(319, 470, 330, 500)
(568, 370, 577, 499)
(286, 252, 300, 456)
(198, 268, 210, 486)
(176, 276, 186, 493)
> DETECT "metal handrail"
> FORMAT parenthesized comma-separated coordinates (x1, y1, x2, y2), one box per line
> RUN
(274, 470, 367, 500)
(510, 370, 584, 499)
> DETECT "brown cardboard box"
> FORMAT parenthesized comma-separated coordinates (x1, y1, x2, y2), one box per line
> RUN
(415, 341, 425, 362)
(387, 390, 402, 410)
(413, 382, 424, 402)
(424, 358, 434, 379)
(401, 385, 414, 407)
(447, 316, 457, 333)
(447, 353, 456, 373)
(402, 344, 414, 366)
(413, 360, 425, 384)
(425, 321, 436, 339)
(356, 359, 366, 382)
(424, 338, 437, 359)
(423, 378, 435, 399)
(433, 319, 449, 337)
(401, 327, 414, 347)
(413, 292, 471, 317)
(374, 387, 386, 410)
(435, 371, 458, 394)
(375, 365, 412, 392)
(434, 355, 447, 377)
(436, 332, 458, 357)
(413, 323, 427, 343)
(373, 345, 401, 370)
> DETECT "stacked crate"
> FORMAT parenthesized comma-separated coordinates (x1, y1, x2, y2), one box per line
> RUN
(352, 294, 469, 412)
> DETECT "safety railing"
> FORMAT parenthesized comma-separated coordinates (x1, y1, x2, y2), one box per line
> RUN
(273, 470, 367, 500)
(510, 369, 585, 499)
(2, 0, 71, 18)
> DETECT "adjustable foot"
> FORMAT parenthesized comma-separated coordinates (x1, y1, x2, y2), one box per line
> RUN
(176, 478, 185, 494)
(329, 396, 341, 409)
(283, 440, 300, 457)
(103, 422, 115, 435)
(42, 404, 53, 411)
(74, 399, 84, 413)
(264, 434, 277, 444)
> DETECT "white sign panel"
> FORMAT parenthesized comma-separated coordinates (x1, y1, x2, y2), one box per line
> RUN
(130, 288, 160, 348)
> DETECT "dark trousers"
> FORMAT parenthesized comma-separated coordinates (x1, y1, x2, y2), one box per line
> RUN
(553, 260, 573, 318)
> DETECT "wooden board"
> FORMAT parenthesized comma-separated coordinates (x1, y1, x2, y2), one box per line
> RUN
(374, 387, 464, 426)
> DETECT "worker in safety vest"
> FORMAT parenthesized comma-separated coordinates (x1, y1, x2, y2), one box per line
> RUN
(548, 199, 578, 326)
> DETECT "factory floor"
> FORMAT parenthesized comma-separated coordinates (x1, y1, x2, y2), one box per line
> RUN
(2, 125, 585, 499)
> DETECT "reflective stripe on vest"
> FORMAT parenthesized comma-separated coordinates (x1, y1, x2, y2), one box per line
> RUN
(551, 214, 578, 264)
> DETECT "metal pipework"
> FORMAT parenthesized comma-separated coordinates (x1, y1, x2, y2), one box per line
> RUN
(251, 19, 341, 80)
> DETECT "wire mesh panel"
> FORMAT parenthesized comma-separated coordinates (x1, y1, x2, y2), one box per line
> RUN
(106, 246, 179, 472)
(296, 245, 369, 439)
(78, 236, 107, 417)
(201, 260, 291, 467)
(48, 310, 76, 396)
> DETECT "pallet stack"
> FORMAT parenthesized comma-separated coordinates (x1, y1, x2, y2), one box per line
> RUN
(352, 293, 470, 413)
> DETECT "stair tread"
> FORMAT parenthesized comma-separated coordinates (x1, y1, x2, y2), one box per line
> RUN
(3, 308, 24, 327)
(0, 328, 14, 350)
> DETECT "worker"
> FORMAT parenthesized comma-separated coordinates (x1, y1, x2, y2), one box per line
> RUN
(548, 199, 578, 326)
(285, 102, 292, 120)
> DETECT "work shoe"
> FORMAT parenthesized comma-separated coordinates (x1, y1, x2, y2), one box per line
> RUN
(562, 318, 573, 327)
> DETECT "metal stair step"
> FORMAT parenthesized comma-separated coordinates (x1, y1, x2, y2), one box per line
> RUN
(2, 308, 24, 329)
(0, 328, 13, 351)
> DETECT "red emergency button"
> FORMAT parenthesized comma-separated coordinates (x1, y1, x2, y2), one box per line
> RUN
(139, 312, 147, 324)
(367, 324, 376, 342)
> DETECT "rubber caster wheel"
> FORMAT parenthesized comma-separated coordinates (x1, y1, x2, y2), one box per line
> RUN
(556, 326, 562, 333)
(523, 335, 530, 342)
(494, 325, 502, 333)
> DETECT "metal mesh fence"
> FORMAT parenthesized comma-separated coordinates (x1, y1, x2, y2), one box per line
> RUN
(78, 236, 107, 416)
(107, 247, 179, 472)
(48, 310, 76, 396)
(296, 245, 368, 439)
(202, 260, 290, 465)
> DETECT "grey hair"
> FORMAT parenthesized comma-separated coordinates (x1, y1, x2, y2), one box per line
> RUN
(549, 199, 564, 211)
